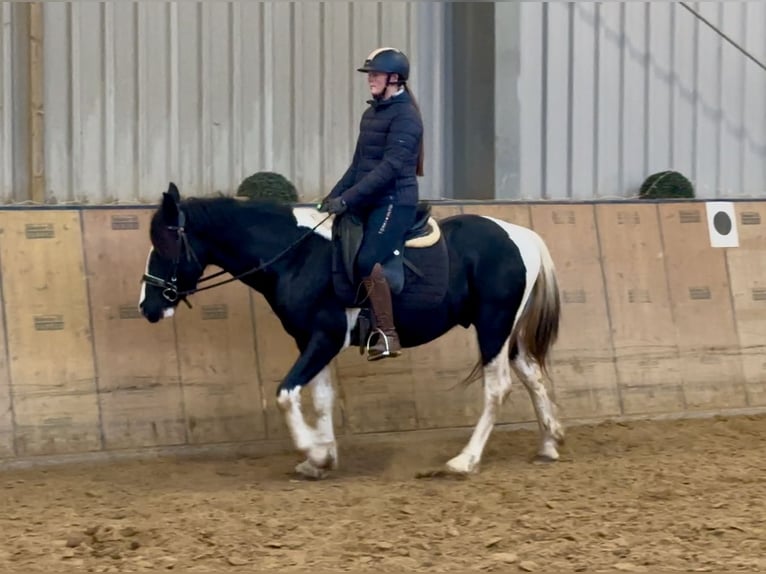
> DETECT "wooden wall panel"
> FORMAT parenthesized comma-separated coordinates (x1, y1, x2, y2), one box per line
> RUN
(82, 210, 185, 450)
(531, 204, 621, 419)
(596, 204, 684, 415)
(172, 271, 266, 444)
(0, 211, 101, 456)
(658, 204, 747, 410)
(0, 251, 13, 456)
(250, 292, 299, 440)
(728, 202, 766, 406)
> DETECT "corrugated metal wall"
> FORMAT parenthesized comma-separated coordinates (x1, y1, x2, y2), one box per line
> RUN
(2, 2, 765, 204)
(1, 3, 17, 202)
(38, 2, 448, 204)
(509, 2, 766, 200)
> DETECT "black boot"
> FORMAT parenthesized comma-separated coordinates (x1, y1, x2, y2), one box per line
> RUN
(361, 263, 401, 361)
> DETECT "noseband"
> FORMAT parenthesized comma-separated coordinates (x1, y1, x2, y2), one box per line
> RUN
(141, 206, 331, 307)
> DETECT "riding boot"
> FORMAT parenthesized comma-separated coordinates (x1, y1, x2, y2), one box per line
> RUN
(361, 263, 401, 361)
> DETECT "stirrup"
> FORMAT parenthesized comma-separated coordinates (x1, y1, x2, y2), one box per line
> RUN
(365, 328, 400, 361)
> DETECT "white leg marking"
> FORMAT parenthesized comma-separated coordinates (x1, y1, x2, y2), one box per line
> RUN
(138, 248, 152, 310)
(306, 366, 338, 470)
(292, 207, 333, 241)
(278, 367, 339, 478)
(277, 387, 315, 453)
(513, 345, 564, 461)
(343, 308, 361, 350)
(447, 338, 512, 474)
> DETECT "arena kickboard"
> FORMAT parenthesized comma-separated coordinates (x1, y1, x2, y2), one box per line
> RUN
(0, 210, 101, 456)
(658, 203, 747, 410)
(530, 204, 621, 419)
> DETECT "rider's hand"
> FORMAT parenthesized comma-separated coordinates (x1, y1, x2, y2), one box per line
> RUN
(325, 197, 347, 215)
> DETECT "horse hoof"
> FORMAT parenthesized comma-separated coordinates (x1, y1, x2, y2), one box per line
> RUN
(308, 442, 338, 470)
(445, 452, 479, 475)
(533, 453, 559, 464)
(295, 459, 327, 480)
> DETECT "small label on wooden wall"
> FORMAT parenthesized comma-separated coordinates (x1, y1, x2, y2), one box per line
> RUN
(562, 289, 586, 304)
(688, 286, 711, 300)
(34, 314, 65, 331)
(741, 212, 761, 225)
(679, 210, 701, 224)
(617, 211, 640, 225)
(111, 215, 140, 230)
(552, 210, 576, 224)
(25, 223, 55, 239)
(628, 289, 651, 303)
(753, 288, 766, 302)
(202, 304, 228, 320)
(118, 305, 142, 319)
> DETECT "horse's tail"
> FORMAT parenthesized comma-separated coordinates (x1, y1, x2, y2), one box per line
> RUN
(510, 231, 561, 376)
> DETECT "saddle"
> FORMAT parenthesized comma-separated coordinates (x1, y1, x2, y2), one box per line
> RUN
(332, 202, 443, 298)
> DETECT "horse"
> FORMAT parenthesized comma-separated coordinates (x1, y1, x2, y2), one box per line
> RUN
(138, 182, 565, 479)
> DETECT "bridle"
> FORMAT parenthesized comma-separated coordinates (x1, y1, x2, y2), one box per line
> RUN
(141, 206, 332, 308)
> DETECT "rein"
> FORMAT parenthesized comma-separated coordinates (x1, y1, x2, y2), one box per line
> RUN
(142, 209, 332, 306)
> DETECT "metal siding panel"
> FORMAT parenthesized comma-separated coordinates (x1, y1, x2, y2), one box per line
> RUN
(646, 3, 673, 175)
(672, 2, 696, 186)
(43, 2, 72, 203)
(137, 4, 171, 202)
(518, 2, 544, 200)
(268, 3, 293, 181)
(74, 3, 105, 203)
(415, 2, 448, 200)
(719, 2, 746, 197)
(743, 2, 766, 196)
(571, 3, 596, 199)
(111, 2, 138, 202)
(208, 3, 235, 194)
(293, 2, 322, 200)
(596, 3, 622, 197)
(1, 3, 12, 202)
(694, 2, 721, 198)
(322, 3, 353, 196)
(622, 3, 647, 196)
(544, 3, 570, 199)
(494, 2, 520, 200)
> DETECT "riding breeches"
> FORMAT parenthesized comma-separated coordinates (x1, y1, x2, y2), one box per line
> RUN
(355, 204, 417, 279)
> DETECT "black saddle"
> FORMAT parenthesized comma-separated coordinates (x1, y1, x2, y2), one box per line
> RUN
(331, 201, 445, 304)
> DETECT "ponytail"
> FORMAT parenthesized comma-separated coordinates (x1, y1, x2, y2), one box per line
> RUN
(404, 84, 425, 177)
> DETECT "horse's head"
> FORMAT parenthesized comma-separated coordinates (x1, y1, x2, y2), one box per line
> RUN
(139, 182, 208, 323)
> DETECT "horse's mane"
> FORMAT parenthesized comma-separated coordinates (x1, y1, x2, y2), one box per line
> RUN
(151, 194, 300, 256)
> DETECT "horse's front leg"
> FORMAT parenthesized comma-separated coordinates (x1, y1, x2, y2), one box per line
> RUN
(276, 324, 345, 479)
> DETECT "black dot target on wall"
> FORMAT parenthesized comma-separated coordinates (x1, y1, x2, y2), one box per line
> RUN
(705, 202, 739, 248)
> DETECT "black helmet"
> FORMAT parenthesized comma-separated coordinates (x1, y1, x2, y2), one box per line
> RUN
(357, 47, 409, 82)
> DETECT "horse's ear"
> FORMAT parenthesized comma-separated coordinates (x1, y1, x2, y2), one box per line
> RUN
(161, 185, 180, 224)
(166, 182, 181, 203)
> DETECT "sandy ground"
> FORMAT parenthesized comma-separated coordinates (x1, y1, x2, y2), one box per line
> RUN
(1, 413, 765, 573)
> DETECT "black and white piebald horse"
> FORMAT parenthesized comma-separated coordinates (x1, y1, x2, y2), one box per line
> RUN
(138, 183, 565, 478)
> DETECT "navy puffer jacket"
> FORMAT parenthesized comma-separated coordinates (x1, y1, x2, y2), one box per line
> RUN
(330, 89, 423, 210)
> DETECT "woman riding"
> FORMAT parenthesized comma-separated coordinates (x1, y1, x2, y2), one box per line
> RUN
(319, 46, 425, 361)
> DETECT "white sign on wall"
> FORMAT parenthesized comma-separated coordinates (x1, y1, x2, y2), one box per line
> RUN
(705, 202, 739, 249)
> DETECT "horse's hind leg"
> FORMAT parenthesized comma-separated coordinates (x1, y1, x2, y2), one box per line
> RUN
(446, 335, 512, 475)
(512, 342, 565, 462)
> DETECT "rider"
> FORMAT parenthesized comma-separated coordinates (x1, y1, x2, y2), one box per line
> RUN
(319, 47, 425, 361)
